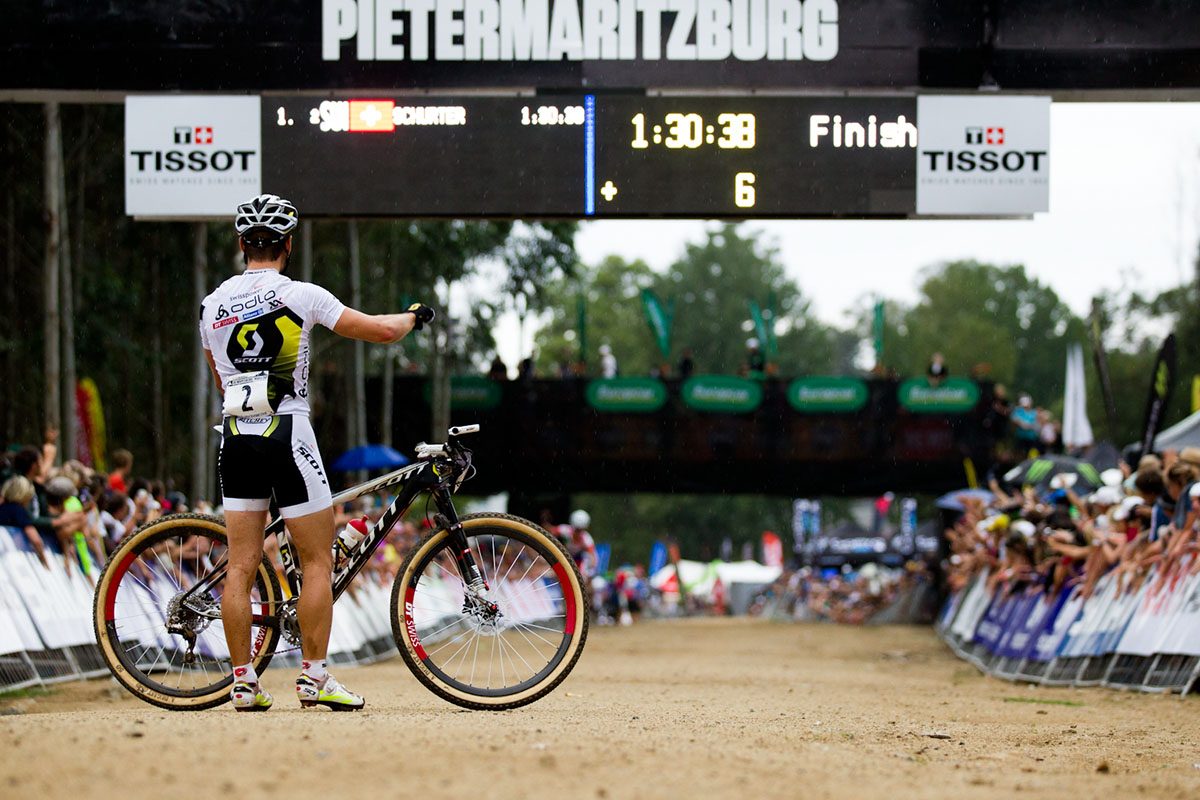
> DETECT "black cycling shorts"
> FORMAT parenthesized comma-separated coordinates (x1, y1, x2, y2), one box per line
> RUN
(218, 414, 331, 518)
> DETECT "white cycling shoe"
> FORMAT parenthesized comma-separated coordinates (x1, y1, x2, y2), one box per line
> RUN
(296, 672, 365, 711)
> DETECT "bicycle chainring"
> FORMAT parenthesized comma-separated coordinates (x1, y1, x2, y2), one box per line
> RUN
(279, 598, 303, 647)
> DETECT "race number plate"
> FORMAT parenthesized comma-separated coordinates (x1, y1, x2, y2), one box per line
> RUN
(223, 370, 272, 417)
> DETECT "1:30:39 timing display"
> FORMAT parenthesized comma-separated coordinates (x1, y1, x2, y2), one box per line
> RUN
(591, 95, 916, 217)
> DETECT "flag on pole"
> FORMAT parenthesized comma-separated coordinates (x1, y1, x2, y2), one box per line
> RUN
(640, 289, 673, 358)
(576, 293, 588, 366)
(872, 300, 885, 369)
(1062, 344, 1094, 450)
(1139, 333, 1176, 458)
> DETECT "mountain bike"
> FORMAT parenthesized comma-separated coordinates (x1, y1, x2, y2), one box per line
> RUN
(92, 425, 588, 711)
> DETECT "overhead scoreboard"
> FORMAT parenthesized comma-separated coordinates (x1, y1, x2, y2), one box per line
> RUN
(262, 95, 918, 218)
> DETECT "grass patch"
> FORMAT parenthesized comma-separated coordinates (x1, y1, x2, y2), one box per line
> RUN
(0, 685, 56, 701)
(1001, 697, 1083, 707)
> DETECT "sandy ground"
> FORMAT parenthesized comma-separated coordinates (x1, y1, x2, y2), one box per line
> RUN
(3, 618, 1200, 800)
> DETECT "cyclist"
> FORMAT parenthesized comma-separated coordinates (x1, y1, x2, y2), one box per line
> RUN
(200, 193, 433, 712)
(566, 509, 598, 580)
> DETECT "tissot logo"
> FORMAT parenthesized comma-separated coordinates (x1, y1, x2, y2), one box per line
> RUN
(965, 126, 1005, 145)
(173, 126, 214, 145)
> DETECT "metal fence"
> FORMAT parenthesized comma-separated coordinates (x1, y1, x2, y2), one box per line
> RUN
(935, 567, 1200, 695)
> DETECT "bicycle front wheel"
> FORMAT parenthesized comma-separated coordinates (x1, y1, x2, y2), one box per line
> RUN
(92, 513, 283, 711)
(390, 513, 588, 710)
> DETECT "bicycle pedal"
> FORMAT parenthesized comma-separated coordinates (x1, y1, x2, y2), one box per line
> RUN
(235, 705, 271, 713)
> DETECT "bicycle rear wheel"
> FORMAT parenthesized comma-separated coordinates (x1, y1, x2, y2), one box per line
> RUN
(390, 512, 588, 710)
(93, 513, 282, 710)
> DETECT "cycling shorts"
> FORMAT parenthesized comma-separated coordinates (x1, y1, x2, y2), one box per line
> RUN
(218, 414, 332, 519)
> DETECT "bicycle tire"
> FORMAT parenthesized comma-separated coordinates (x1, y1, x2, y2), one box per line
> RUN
(390, 512, 589, 710)
(92, 513, 283, 711)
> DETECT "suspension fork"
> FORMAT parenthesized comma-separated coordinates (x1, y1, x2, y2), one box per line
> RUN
(433, 491, 496, 612)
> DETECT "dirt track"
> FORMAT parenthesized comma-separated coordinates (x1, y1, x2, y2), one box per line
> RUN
(3, 619, 1199, 800)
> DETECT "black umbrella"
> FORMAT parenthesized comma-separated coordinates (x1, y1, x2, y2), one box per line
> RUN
(1002, 454, 1102, 495)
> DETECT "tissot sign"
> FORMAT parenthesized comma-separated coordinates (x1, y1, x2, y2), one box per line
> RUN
(125, 97, 261, 217)
(916, 95, 1050, 215)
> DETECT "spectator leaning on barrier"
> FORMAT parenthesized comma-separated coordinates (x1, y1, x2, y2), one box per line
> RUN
(0, 475, 51, 568)
(43, 476, 90, 572)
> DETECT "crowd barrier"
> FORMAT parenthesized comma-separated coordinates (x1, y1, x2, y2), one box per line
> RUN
(935, 562, 1200, 694)
(0, 525, 400, 694)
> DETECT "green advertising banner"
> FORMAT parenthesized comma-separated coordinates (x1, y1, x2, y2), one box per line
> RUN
(422, 376, 503, 410)
(898, 378, 980, 413)
(681, 376, 763, 413)
(586, 377, 669, 412)
(787, 377, 870, 413)
(640, 289, 674, 358)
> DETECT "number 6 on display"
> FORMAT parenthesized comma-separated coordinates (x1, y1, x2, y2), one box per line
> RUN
(735, 172, 756, 208)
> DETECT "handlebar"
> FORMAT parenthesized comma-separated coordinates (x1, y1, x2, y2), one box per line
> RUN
(414, 424, 481, 459)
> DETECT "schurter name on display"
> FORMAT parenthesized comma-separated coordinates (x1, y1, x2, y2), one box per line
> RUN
(322, 0, 840, 62)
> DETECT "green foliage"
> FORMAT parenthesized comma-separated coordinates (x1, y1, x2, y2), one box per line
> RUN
(878, 260, 1086, 400)
(534, 223, 845, 377)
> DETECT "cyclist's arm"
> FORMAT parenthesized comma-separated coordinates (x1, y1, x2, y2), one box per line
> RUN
(204, 348, 224, 396)
(332, 308, 416, 344)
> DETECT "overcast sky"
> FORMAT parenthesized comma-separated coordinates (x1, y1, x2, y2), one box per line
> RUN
(491, 102, 1200, 367)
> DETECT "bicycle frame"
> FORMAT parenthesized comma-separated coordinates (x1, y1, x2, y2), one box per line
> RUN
(178, 433, 488, 632)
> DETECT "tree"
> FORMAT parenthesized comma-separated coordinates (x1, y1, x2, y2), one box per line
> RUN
(877, 260, 1086, 405)
(535, 255, 657, 375)
(535, 224, 841, 377)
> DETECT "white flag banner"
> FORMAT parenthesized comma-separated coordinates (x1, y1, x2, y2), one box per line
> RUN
(1063, 344, 1094, 449)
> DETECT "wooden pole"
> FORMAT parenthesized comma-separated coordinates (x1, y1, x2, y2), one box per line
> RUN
(191, 223, 210, 502)
(42, 102, 62, 447)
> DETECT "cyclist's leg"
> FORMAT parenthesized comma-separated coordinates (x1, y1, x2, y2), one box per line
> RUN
(218, 434, 274, 668)
(283, 505, 336, 660)
(222, 508, 270, 666)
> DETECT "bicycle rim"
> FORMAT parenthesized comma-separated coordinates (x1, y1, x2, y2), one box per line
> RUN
(391, 513, 588, 710)
(93, 513, 282, 710)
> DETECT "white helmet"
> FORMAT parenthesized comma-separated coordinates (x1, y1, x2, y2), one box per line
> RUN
(235, 193, 298, 241)
(569, 509, 591, 529)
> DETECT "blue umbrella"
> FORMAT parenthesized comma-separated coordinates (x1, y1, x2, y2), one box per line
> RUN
(331, 444, 409, 472)
(934, 488, 994, 512)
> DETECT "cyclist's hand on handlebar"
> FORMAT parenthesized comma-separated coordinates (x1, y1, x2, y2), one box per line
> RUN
(406, 302, 436, 331)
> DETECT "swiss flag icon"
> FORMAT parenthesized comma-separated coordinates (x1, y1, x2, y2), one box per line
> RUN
(194, 126, 213, 144)
(986, 127, 1005, 145)
(349, 100, 396, 132)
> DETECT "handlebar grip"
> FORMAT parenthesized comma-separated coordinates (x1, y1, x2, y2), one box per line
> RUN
(448, 424, 480, 436)
(415, 443, 446, 458)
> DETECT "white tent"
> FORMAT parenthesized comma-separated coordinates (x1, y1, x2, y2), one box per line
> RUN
(1152, 408, 1200, 450)
(649, 560, 782, 599)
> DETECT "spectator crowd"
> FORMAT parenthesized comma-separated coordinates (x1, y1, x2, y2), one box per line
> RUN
(943, 446, 1200, 605)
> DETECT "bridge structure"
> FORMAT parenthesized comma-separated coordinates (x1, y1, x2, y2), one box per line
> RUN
(359, 374, 999, 497)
